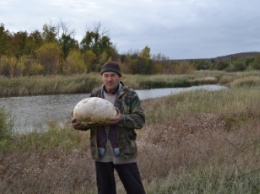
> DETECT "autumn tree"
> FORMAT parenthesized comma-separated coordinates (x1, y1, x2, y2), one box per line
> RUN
(139, 46, 153, 74)
(123, 46, 154, 74)
(26, 30, 44, 56)
(42, 23, 57, 43)
(80, 24, 117, 70)
(0, 24, 10, 56)
(82, 50, 98, 71)
(64, 50, 86, 74)
(152, 53, 173, 74)
(57, 21, 79, 59)
(36, 42, 61, 74)
(0, 55, 19, 77)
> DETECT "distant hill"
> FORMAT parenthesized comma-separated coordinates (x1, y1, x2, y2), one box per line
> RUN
(172, 51, 260, 62)
(214, 51, 260, 61)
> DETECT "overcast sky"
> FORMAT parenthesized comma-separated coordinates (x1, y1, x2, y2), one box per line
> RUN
(1, 0, 260, 59)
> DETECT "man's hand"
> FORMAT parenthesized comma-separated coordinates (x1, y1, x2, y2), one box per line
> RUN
(71, 118, 89, 130)
(106, 107, 122, 125)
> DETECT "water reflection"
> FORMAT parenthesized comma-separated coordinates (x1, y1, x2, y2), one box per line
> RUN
(0, 85, 226, 133)
(136, 85, 225, 100)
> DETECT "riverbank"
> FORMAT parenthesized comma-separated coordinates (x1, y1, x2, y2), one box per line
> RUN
(1, 70, 259, 97)
(0, 71, 260, 193)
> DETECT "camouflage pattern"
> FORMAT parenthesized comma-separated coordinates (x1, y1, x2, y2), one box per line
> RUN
(89, 83, 145, 160)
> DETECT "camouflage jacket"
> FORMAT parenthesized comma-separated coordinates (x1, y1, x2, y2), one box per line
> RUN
(89, 82, 145, 160)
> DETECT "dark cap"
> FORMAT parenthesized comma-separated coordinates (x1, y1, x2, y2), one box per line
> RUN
(100, 61, 121, 76)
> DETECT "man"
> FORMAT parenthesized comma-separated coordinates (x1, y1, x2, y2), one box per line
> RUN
(72, 61, 146, 194)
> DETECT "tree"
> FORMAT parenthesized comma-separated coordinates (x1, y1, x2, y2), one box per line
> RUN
(57, 21, 79, 59)
(140, 46, 151, 60)
(151, 53, 173, 74)
(233, 61, 246, 72)
(80, 24, 117, 69)
(0, 55, 17, 77)
(0, 24, 10, 56)
(139, 46, 153, 74)
(83, 50, 98, 71)
(64, 50, 86, 74)
(252, 55, 260, 70)
(59, 34, 79, 59)
(217, 60, 229, 70)
(36, 42, 61, 74)
(195, 60, 211, 70)
(7, 31, 28, 58)
(42, 23, 57, 43)
(26, 30, 44, 56)
(18, 55, 43, 75)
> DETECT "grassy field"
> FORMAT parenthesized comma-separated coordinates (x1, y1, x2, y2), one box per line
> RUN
(2, 70, 259, 97)
(0, 71, 259, 193)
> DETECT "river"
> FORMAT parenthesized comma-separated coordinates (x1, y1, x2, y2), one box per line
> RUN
(0, 85, 226, 134)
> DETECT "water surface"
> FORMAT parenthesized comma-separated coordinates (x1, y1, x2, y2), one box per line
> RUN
(0, 85, 226, 133)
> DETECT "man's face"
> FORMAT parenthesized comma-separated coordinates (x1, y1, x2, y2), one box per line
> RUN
(102, 72, 121, 93)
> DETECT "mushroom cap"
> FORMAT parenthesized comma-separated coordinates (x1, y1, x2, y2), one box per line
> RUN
(72, 97, 117, 125)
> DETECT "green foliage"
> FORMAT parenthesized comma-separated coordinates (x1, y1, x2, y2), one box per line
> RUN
(252, 55, 260, 70)
(42, 24, 57, 43)
(139, 79, 191, 89)
(195, 59, 211, 70)
(0, 23, 9, 56)
(59, 34, 79, 59)
(80, 23, 117, 68)
(57, 21, 79, 59)
(232, 61, 247, 71)
(217, 60, 229, 70)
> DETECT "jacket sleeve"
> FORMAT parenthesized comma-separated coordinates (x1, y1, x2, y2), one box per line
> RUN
(118, 93, 145, 129)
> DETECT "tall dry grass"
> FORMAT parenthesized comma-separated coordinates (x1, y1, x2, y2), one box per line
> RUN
(0, 74, 100, 97)
(0, 70, 259, 97)
(0, 71, 260, 193)
(136, 86, 260, 193)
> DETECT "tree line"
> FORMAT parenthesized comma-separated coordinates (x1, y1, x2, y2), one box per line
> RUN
(0, 22, 260, 77)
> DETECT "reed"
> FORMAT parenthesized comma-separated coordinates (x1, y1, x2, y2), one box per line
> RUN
(0, 73, 101, 97)
(0, 70, 260, 97)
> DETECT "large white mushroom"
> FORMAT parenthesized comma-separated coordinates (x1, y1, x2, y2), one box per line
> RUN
(72, 97, 117, 125)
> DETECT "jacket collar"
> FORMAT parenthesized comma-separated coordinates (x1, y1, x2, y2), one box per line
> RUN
(101, 81, 123, 98)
